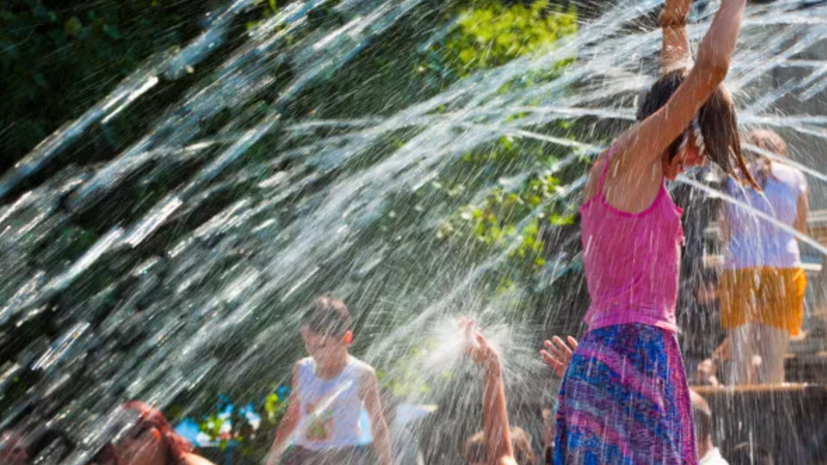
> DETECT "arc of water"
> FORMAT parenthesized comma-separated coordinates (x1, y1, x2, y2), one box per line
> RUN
(364, 174, 586, 362)
(7, 1, 827, 457)
(0, 0, 260, 201)
(743, 143, 827, 186)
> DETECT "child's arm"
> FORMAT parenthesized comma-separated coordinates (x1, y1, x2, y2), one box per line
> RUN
(661, 0, 693, 75)
(361, 369, 393, 465)
(540, 335, 578, 378)
(611, 0, 746, 184)
(467, 331, 515, 465)
(796, 189, 809, 234)
(266, 365, 301, 465)
(481, 347, 513, 465)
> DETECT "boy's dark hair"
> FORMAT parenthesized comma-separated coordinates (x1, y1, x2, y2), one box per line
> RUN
(464, 427, 535, 465)
(637, 68, 758, 189)
(690, 391, 713, 443)
(301, 296, 352, 338)
(727, 442, 774, 465)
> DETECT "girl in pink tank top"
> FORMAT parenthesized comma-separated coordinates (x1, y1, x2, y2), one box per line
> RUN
(542, 1, 759, 464)
(580, 144, 684, 333)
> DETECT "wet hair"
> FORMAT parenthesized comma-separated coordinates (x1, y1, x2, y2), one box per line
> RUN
(747, 129, 789, 158)
(727, 442, 774, 465)
(690, 391, 713, 443)
(98, 401, 193, 465)
(464, 427, 535, 465)
(637, 69, 759, 189)
(301, 296, 352, 339)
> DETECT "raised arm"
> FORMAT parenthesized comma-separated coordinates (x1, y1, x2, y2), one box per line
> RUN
(467, 331, 515, 465)
(661, 0, 693, 74)
(482, 353, 513, 465)
(611, 0, 746, 182)
(266, 366, 301, 465)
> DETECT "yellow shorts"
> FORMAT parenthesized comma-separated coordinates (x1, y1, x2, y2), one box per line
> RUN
(719, 267, 807, 335)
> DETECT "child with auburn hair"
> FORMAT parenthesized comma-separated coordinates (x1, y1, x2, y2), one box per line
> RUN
(266, 297, 392, 465)
(97, 401, 214, 465)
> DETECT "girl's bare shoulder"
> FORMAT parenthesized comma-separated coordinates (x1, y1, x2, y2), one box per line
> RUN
(582, 150, 611, 204)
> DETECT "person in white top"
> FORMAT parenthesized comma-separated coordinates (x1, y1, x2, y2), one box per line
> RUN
(266, 296, 392, 465)
(690, 392, 730, 465)
(718, 129, 809, 385)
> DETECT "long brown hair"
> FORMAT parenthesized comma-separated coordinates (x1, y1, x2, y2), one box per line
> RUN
(637, 69, 759, 189)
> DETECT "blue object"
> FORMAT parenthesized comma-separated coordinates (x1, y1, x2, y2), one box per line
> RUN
(175, 417, 208, 447)
(277, 385, 291, 400)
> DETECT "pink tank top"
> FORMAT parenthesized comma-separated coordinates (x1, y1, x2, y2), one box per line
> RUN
(579, 147, 683, 333)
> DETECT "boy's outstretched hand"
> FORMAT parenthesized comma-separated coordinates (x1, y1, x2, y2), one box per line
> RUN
(541, 336, 578, 378)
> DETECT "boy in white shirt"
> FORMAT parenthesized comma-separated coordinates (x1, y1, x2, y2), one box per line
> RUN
(266, 297, 392, 465)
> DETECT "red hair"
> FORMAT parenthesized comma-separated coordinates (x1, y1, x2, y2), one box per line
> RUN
(122, 401, 193, 463)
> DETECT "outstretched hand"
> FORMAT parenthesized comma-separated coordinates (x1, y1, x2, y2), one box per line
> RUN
(540, 336, 578, 378)
(463, 320, 502, 375)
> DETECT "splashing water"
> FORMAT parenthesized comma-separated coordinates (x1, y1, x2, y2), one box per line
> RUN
(417, 317, 511, 374)
(2, 0, 827, 463)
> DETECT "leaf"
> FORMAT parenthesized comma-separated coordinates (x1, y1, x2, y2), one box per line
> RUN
(65, 17, 82, 36)
(458, 48, 476, 64)
(550, 213, 575, 226)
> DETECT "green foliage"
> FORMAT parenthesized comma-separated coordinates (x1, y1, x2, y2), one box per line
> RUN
(438, 134, 581, 286)
(1, 0, 588, 449)
(0, 0, 273, 176)
(258, 0, 280, 17)
(0, 0, 211, 171)
(264, 391, 289, 424)
(376, 345, 431, 400)
(443, 0, 577, 77)
(423, 1, 582, 288)
(195, 387, 290, 458)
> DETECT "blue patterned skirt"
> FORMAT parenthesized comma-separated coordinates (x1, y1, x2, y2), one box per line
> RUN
(554, 324, 696, 465)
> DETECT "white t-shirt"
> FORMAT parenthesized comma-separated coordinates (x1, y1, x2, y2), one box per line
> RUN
(724, 162, 807, 269)
(699, 447, 730, 465)
(294, 356, 374, 451)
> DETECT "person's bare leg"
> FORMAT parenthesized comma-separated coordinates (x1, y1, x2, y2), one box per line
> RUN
(727, 325, 753, 385)
(754, 323, 790, 384)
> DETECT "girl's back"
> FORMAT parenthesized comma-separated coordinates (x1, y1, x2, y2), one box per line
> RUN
(580, 149, 684, 333)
